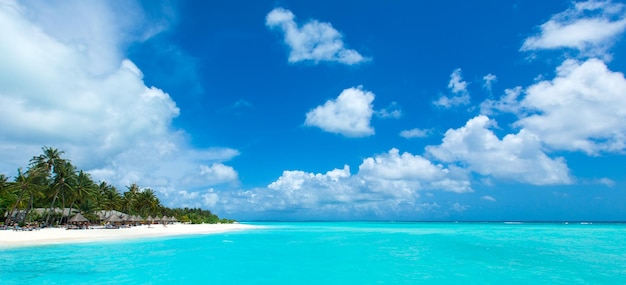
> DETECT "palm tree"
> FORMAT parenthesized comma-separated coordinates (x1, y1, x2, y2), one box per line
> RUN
(0, 174, 9, 193)
(29, 147, 73, 225)
(4, 168, 44, 224)
(67, 171, 97, 217)
(98, 182, 121, 216)
(122, 183, 141, 215)
(0, 174, 12, 220)
(44, 160, 76, 225)
(136, 188, 160, 217)
(30, 147, 65, 174)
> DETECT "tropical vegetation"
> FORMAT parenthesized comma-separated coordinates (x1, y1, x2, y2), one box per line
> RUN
(0, 147, 234, 226)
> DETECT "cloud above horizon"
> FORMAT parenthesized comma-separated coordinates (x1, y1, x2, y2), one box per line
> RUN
(482, 59, 626, 155)
(517, 59, 626, 154)
(2, 0, 626, 221)
(426, 115, 572, 185)
(195, 148, 472, 219)
(400, 128, 431, 139)
(305, 86, 376, 137)
(521, 0, 626, 59)
(265, 7, 368, 65)
(0, 0, 240, 194)
(434, 68, 471, 108)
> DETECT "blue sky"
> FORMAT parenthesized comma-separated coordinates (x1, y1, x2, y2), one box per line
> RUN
(2, 0, 626, 221)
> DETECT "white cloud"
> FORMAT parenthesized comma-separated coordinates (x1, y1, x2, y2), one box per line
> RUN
(521, 0, 626, 58)
(180, 163, 239, 188)
(375, 102, 402, 119)
(400, 128, 431, 139)
(596, 178, 615, 187)
(434, 68, 471, 108)
(16, 0, 174, 75)
(480, 59, 626, 155)
(517, 58, 626, 154)
(0, 1, 239, 196)
(483, 73, 497, 91)
(305, 86, 375, 137)
(188, 149, 471, 219)
(265, 7, 368, 65)
(450, 202, 469, 212)
(448, 68, 468, 93)
(426, 115, 572, 185)
(358, 148, 472, 194)
(480, 86, 523, 115)
(481, 195, 496, 202)
(266, 165, 355, 208)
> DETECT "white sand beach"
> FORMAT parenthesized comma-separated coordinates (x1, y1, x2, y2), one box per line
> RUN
(0, 223, 260, 248)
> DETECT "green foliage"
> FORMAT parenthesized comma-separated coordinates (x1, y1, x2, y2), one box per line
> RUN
(166, 207, 230, 224)
(1, 147, 235, 224)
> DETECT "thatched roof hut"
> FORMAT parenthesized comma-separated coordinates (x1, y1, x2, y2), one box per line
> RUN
(68, 213, 89, 223)
(104, 214, 122, 223)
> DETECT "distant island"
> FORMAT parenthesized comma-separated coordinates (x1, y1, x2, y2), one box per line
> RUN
(0, 146, 235, 227)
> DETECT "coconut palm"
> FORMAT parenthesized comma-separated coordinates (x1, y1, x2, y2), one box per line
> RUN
(0, 174, 13, 219)
(1, 147, 235, 225)
(98, 182, 121, 216)
(0, 174, 9, 194)
(136, 188, 160, 217)
(67, 170, 97, 217)
(44, 160, 76, 225)
(4, 168, 45, 224)
(28, 147, 74, 225)
(30, 147, 65, 175)
(121, 183, 141, 215)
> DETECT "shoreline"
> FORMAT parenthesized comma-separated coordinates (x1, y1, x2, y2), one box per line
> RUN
(0, 223, 261, 248)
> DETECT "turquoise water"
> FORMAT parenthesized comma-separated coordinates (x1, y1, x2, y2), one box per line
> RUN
(1, 222, 626, 284)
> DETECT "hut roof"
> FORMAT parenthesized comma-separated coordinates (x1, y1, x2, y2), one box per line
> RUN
(104, 214, 122, 222)
(95, 210, 131, 220)
(68, 213, 89, 223)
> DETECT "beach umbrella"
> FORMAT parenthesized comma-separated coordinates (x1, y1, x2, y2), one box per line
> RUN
(169, 216, 177, 222)
(146, 216, 154, 224)
(68, 213, 89, 223)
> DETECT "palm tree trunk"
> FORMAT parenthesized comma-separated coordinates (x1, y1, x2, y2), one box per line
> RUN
(60, 192, 67, 224)
(21, 195, 34, 224)
(44, 188, 60, 226)
(5, 188, 26, 224)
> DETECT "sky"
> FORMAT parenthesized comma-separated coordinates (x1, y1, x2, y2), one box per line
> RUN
(1, 0, 626, 221)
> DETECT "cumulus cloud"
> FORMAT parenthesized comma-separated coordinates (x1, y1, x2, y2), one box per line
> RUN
(358, 148, 472, 194)
(400, 128, 431, 139)
(0, 1, 239, 197)
(516, 58, 626, 155)
(434, 68, 471, 108)
(521, 0, 626, 58)
(305, 86, 375, 137)
(180, 163, 239, 188)
(426, 115, 572, 185)
(480, 86, 523, 115)
(265, 7, 368, 65)
(188, 148, 472, 219)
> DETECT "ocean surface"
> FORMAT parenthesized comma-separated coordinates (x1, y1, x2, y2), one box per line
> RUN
(1, 222, 625, 284)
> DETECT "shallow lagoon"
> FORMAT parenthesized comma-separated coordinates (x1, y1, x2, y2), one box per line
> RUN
(2, 222, 625, 284)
